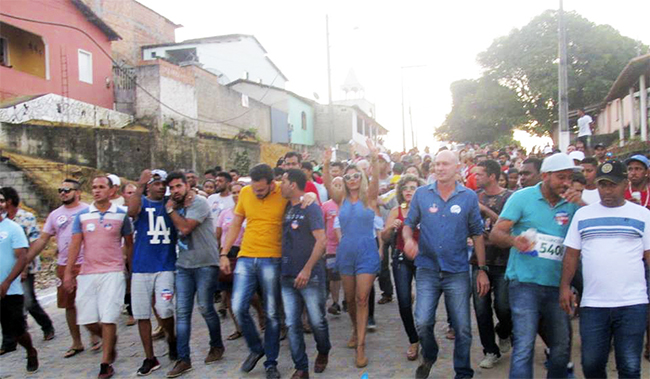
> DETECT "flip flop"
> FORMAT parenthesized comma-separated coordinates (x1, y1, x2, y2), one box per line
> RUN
(64, 348, 84, 358)
(90, 340, 102, 352)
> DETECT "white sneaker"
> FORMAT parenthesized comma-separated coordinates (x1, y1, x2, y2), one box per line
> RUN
(479, 353, 501, 369)
(499, 337, 511, 354)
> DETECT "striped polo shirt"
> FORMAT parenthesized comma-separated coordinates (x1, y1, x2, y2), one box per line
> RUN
(72, 203, 133, 275)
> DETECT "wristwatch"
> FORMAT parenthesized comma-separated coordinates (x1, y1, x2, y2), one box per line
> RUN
(166, 207, 174, 214)
(477, 265, 490, 273)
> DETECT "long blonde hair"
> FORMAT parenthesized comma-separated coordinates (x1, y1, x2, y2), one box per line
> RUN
(343, 164, 369, 208)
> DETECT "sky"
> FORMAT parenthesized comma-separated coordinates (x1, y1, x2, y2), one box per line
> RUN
(139, 0, 650, 152)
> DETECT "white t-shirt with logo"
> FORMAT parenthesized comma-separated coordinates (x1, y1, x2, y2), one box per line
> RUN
(207, 194, 235, 230)
(564, 201, 650, 308)
(577, 114, 593, 137)
(581, 188, 600, 205)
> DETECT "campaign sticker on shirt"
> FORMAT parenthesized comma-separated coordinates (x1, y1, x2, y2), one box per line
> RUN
(291, 220, 299, 229)
(0, 231, 7, 241)
(55, 277, 62, 287)
(103, 223, 114, 231)
(429, 204, 438, 213)
(450, 205, 462, 214)
(56, 215, 68, 226)
(328, 210, 337, 216)
(554, 211, 569, 226)
(86, 223, 96, 232)
(161, 289, 173, 301)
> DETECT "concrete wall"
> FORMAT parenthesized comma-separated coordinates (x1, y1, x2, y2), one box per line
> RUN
(0, 94, 133, 128)
(0, 122, 261, 179)
(142, 36, 286, 88)
(0, 161, 50, 215)
(314, 104, 354, 146)
(192, 67, 271, 140)
(81, 0, 177, 66)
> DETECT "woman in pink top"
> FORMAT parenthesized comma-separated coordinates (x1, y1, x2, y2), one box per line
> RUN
(216, 182, 264, 340)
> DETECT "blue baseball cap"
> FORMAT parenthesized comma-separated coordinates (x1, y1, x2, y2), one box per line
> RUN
(625, 154, 650, 169)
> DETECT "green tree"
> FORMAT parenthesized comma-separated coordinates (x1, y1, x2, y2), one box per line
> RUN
(477, 10, 645, 136)
(436, 77, 528, 143)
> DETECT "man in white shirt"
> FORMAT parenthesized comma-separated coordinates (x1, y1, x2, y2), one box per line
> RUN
(580, 157, 600, 205)
(206, 172, 235, 232)
(576, 109, 594, 149)
(560, 159, 650, 379)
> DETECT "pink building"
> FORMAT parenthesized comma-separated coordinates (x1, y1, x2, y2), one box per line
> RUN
(0, 0, 120, 109)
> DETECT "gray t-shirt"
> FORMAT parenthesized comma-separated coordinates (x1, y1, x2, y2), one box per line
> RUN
(175, 196, 220, 269)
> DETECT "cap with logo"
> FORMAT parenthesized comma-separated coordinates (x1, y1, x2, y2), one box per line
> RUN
(149, 169, 168, 184)
(624, 154, 650, 169)
(378, 153, 391, 163)
(596, 160, 627, 183)
(594, 142, 606, 149)
(540, 153, 582, 173)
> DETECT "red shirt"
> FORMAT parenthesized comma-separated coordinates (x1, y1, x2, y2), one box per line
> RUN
(625, 185, 650, 209)
(305, 181, 321, 204)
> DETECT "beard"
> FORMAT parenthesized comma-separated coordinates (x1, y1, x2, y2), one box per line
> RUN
(62, 197, 75, 205)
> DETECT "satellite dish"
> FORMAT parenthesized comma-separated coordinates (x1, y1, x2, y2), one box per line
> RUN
(313, 92, 320, 100)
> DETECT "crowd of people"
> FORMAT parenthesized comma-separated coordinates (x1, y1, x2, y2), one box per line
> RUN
(1, 138, 649, 379)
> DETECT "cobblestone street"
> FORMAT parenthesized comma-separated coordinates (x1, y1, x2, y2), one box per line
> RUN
(1, 283, 648, 378)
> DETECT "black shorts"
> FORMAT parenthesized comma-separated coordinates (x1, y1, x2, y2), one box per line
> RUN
(0, 295, 26, 338)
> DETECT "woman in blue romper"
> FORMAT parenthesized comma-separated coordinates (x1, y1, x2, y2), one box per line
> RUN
(322, 140, 381, 368)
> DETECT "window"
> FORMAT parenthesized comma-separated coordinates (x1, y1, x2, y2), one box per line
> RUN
(0, 37, 8, 66)
(357, 116, 363, 135)
(151, 51, 157, 58)
(78, 49, 92, 84)
(301, 111, 307, 130)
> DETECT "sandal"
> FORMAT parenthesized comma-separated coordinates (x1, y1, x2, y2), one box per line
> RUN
(64, 348, 84, 358)
(227, 331, 242, 341)
(407, 343, 419, 361)
(91, 340, 102, 352)
(355, 345, 368, 368)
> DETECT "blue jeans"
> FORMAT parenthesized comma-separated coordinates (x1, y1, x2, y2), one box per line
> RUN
(580, 304, 648, 379)
(175, 266, 223, 362)
(281, 276, 331, 371)
(231, 257, 281, 369)
(471, 265, 511, 356)
(392, 256, 418, 344)
(414, 268, 473, 379)
(508, 281, 570, 379)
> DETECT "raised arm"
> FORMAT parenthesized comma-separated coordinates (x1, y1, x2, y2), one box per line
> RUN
(322, 148, 344, 205)
(367, 139, 380, 202)
(128, 169, 151, 218)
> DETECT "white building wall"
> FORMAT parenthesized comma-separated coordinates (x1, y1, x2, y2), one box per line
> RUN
(143, 37, 286, 88)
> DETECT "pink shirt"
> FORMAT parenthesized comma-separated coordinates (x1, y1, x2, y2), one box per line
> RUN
(216, 208, 245, 248)
(43, 203, 89, 266)
(72, 203, 133, 275)
(321, 200, 339, 254)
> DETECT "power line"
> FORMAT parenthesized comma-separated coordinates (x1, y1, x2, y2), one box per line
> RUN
(0, 11, 279, 127)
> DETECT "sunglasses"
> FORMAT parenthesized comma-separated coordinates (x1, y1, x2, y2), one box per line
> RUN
(403, 185, 418, 191)
(343, 173, 362, 181)
(58, 188, 76, 194)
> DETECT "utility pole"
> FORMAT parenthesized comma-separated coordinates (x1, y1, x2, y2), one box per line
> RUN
(401, 69, 406, 152)
(326, 15, 332, 105)
(400, 64, 427, 152)
(409, 105, 415, 149)
(557, 0, 570, 152)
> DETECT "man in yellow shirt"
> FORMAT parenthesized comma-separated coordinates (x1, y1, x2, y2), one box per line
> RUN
(220, 164, 314, 379)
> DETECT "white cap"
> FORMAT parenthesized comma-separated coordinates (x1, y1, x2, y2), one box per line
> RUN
(568, 151, 585, 162)
(543, 146, 553, 154)
(541, 153, 582, 173)
(378, 153, 391, 163)
(107, 174, 121, 187)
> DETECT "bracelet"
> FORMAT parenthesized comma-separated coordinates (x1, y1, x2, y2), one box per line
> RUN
(220, 253, 228, 257)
